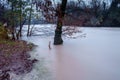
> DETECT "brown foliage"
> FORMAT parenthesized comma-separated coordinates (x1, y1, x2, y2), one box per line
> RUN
(0, 40, 37, 79)
(0, 25, 9, 40)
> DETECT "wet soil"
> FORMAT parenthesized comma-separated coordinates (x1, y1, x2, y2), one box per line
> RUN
(0, 40, 37, 80)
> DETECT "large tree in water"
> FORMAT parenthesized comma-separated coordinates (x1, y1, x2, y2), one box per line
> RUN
(35, 0, 67, 45)
(54, 0, 67, 45)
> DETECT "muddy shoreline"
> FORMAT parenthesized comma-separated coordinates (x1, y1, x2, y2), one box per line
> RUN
(0, 40, 37, 80)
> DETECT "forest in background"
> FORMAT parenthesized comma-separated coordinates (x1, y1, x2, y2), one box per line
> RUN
(64, 0, 120, 27)
(0, 0, 120, 41)
(0, 0, 120, 27)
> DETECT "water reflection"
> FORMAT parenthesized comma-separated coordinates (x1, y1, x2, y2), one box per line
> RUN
(11, 27, 120, 80)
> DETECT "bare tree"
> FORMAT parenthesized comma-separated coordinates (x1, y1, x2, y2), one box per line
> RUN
(54, 0, 67, 45)
(36, 0, 68, 45)
(27, 0, 33, 36)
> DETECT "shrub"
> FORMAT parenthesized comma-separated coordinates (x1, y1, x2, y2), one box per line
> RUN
(0, 24, 9, 39)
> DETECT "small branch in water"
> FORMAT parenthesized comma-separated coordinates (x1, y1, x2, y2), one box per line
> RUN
(48, 41, 51, 50)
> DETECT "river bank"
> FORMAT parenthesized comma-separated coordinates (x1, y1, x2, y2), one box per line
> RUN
(0, 39, 37, 80)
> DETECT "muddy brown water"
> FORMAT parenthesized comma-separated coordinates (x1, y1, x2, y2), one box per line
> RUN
(11, 27, 120, 80)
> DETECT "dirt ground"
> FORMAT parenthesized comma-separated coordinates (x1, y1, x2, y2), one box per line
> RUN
(0, 40, 37, 80)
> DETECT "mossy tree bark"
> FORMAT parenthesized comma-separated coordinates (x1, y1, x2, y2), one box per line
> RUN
(54, 0, 67, 45)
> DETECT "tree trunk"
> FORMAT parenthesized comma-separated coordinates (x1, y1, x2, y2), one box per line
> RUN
(17, 0, 22, 40)
(54, 0, 67, 45)
(11, 3, 15, 40)
(19, 0, 22, 37)
(27, 1, 32, 36)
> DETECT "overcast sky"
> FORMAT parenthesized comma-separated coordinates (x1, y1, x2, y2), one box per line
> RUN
(53, 0, 111, 5)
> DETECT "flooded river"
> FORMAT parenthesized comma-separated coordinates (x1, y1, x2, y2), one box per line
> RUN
(11, 26, 120, 80)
